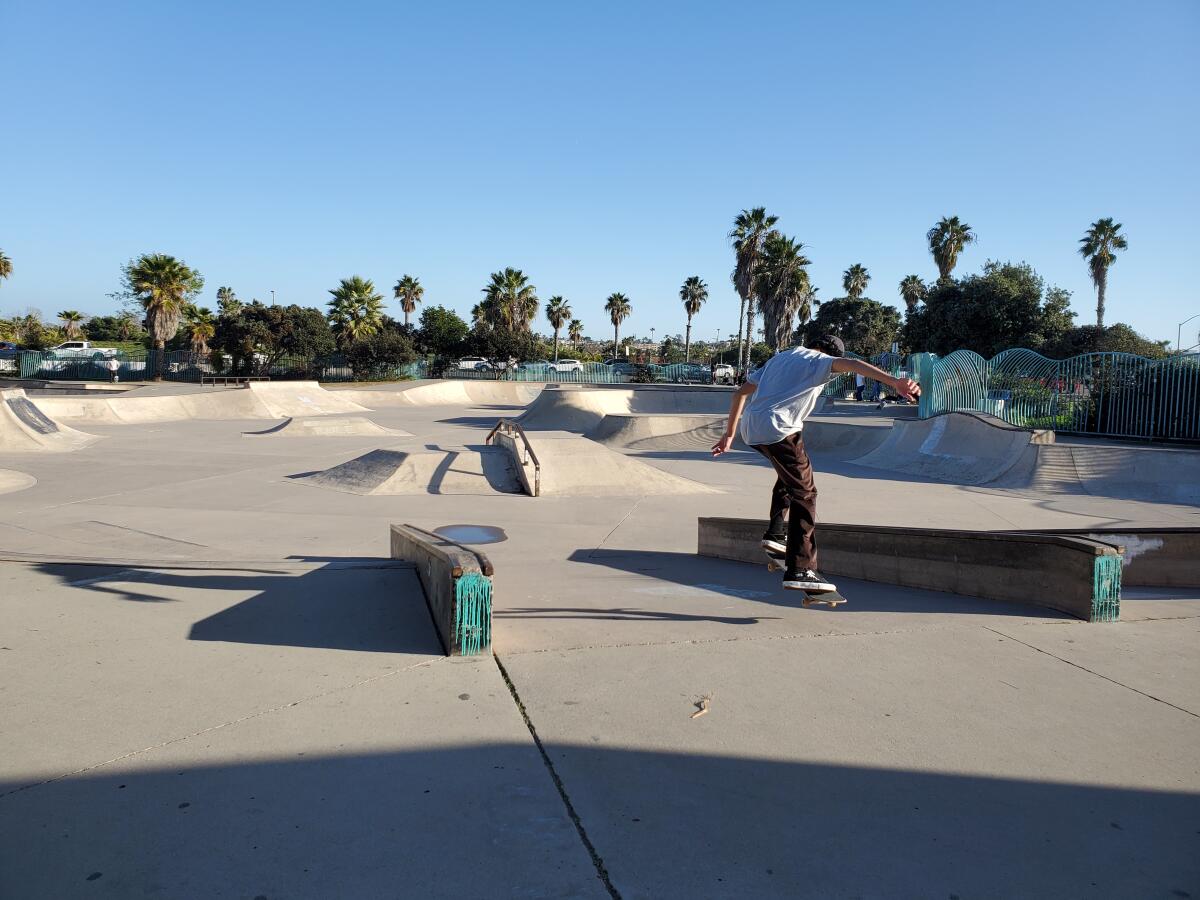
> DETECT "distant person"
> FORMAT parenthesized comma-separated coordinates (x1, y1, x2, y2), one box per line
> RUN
(104, 357, 120, 383)
(711, 335, 920, 593)
(854, 373, 865, 401)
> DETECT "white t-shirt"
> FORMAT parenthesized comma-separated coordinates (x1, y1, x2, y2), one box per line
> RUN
(738, 347, 835, 446)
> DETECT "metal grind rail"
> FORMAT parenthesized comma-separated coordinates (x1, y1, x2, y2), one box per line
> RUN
(486, 418, 542, 497)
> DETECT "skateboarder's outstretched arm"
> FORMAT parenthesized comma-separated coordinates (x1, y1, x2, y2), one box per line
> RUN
(712, 382, 757, 456)
(831, 358, 921, 401)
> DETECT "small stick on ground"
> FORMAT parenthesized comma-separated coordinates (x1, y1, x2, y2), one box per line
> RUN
(690, 695, 711, 719)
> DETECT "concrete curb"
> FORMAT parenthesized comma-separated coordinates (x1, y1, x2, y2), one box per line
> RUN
(390, 524, 494, 656)
(1008, 527, 1200, 588)
(698, 517, 1123, 622)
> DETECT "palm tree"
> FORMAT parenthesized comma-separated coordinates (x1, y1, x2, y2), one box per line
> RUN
(122, 253, 204, 379)
(117, 310, 140, 341)
(730, 207, 779, 371)
(926, 216, 976, 282)
(1079, 218, 1128, 329)
(58, 310, 85, 339)
(481, 268, 538, 331)
(568, 318, 583, 349)
(604, 293, 632, 359)
(0, 249, 11, 288)
(678, 276, 708, 362)
(898, 275, 926, 314)
(183, 305, 216, 354)
(392, 274, 424, 328)
(755, 233, 813, 350)
(842, 264, 869, 299)
(216, 286, 240, 316)
(327, 276, 385, 348)
(544, 296, 572, 361)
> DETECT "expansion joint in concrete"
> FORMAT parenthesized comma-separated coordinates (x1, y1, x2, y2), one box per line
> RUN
(492, 653, 622, 900)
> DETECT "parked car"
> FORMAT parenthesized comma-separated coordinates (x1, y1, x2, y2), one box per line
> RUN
(516, 360, 556, 375)
(49, 340, 118, 356)
(455, 357, 492, 371)
(549, 359, 584, 373)
(713, 363, 736, 384)
(0, 341, 22, 360)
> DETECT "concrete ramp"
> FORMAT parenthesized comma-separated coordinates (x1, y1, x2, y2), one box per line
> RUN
(853, 413, 1052, 484)
(998, 444, 1200, 505)
(519, 385, 733, 433)
(246, 382, 370, 417)
(0, 469, 37, 494)
(588, 413, 733, 451)
(338, 381, 543, 409)
(299, 447, 522, 495)
(0, 389, 99, 452)
(244, 416, 412, 438)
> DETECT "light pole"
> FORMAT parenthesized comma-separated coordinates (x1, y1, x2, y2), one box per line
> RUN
(650, 327, 656, 363)
(270, 290, 275, 307)
(1178, 314, 1200, 352)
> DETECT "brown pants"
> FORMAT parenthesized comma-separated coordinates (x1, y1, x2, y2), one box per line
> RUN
(753, 432, 818, 571)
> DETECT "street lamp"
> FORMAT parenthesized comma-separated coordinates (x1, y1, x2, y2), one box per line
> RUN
(270, 290, 276, 307)
(1178, 314, 1200, 352)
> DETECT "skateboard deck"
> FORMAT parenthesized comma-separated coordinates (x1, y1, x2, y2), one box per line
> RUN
(763, 547, 847, 607)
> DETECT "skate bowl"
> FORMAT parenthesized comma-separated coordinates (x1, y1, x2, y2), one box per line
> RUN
(338, 381, 543, 409)
(993, 443, 1200, 505)
(297, 447, 522, 496)
(0, 389, 99, 453)
(244, 416, 413, 438)
(852, 412, 1053, 485)
(32, 381, 369, 424)
(0, 469, 37, 494)
(489, 422, 720, 496)
(699, 517, 1123, 622)
(518, 385, 733, 433)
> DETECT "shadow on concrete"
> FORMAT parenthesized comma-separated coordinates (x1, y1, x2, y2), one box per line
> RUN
(1, 744, 1195, 897)
(435, 415, 507, 429)
(29, 561, 442, 655)
(567, 549, 1072, 618)
(496, 606, 770, 625)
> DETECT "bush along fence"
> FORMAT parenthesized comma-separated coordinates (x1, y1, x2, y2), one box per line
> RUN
(913, 348, 1200, 441)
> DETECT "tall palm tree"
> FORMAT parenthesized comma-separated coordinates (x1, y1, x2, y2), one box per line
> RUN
(568, 318, 583, 349)
(58, 310, 85, 339)
(327, 276, 385, 348)
(842, 264, 869, 299)
(678, 276, 708, 362)
(898, 275, 926, 314)
(926, 216, 976, 283)
(392, 274, 424, 328)
(122, 253, 204, 379)
(1079, 218, 1128, 329)
(0, 249, 11, 288)
(216, 286, 240, 316)
(183, 305, 216, 354)
(482, 268, 538, 331)
(604, 293, 632, 359)
(755, 233, 813, 351)
(544, 296, 572, 361)
(730, 207, 779, 371)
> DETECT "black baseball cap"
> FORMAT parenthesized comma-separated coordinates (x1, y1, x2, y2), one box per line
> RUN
(812, 334, 845, 357)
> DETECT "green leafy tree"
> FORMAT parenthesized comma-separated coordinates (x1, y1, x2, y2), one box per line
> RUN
(801, 297, 901, 357)
(899, 275, 926, 314)
(842, 264, 869, 299)
(679, 276, 707, 362)
(57, 310, 85, 339)
(0, 249, 11, 287)
(345, 329, 417, 380)
(927, 216, 976, 283)
(463, 323, 539, 373)
(755, 233, 814, 351)
(215, 302, 336, 374)
(1078, 218, 1128, 329)
(544, 296, 572, 361)
(1051, 323, 1168, 359)
(392, 274, 424, 328)
(730, 207, 778, 371)
(216, 287, 241, 316)
(568, 318, 583, 349)
(327, 276, 384, 348)
(604, 292, 632, 358)
(85, 313, 144, 343)
(416, 305, 470, 358)
(902, 261, 1075, 358)
(481, 268, 538, 331)
(121, 253, 204, 379)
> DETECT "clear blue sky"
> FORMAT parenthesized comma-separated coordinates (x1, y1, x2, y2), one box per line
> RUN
(3, 0, 1197, 349)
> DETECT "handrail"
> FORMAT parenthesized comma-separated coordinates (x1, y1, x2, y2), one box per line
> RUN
(485, 418, 541, 496)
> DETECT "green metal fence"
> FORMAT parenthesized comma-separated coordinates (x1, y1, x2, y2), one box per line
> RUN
(916, 348, 1200, 440)
(823, 351, 908, 401)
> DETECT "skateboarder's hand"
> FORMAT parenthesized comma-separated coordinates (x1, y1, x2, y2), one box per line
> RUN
(895, 378, 920, 401)
(711, 434, 734, 456)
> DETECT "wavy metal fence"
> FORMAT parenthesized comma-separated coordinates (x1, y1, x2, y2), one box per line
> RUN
(915, 348, 1200, 440)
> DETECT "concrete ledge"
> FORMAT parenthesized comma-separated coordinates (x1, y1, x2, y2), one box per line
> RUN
(698, 518, 1122, 622)
(390, 524, 494, 655)
(1011, 528, 1199, 588)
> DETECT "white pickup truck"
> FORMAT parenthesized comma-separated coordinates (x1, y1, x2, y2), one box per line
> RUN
(50, 341, 118, 356)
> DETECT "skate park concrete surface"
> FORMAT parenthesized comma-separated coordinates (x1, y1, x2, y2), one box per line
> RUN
(1, 379, 1198, 898)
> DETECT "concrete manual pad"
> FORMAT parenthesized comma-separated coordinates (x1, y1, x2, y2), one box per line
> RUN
(500, 626, 1200, 898)
(0, 657, 605, 899)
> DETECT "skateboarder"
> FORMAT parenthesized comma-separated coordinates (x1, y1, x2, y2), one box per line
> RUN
(711, 336, 920, 594)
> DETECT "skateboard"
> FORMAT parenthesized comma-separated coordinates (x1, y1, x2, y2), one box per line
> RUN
(763, 547, 848, 607)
